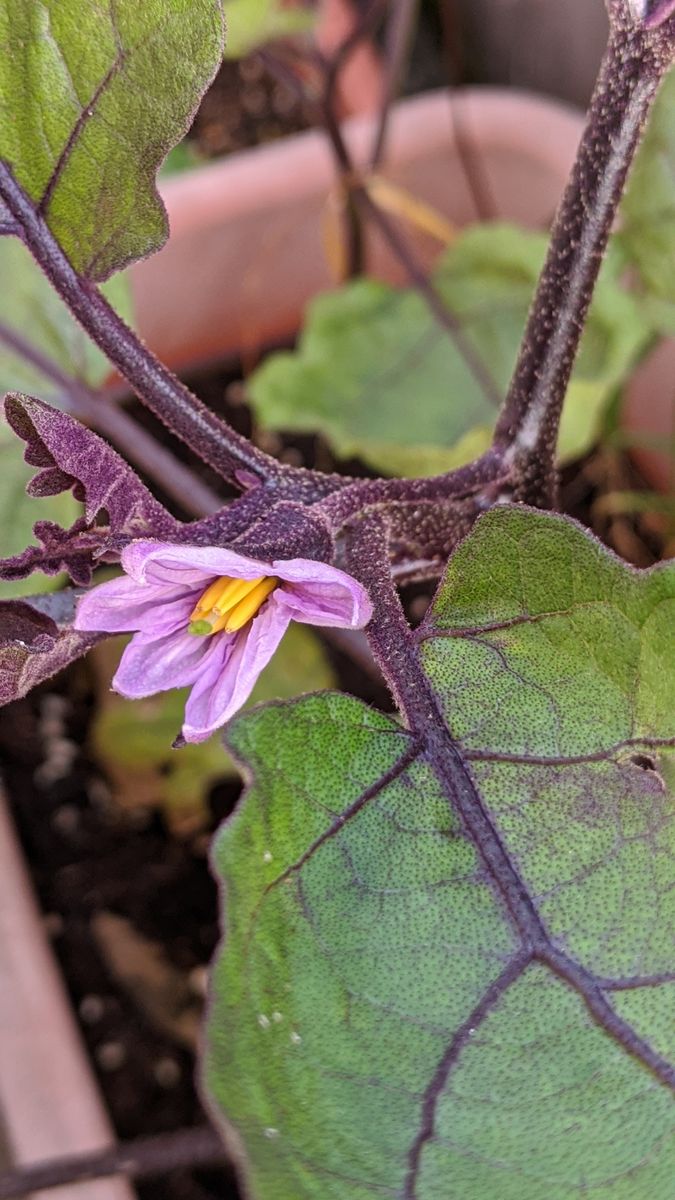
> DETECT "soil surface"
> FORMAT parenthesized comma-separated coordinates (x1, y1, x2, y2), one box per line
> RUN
(187, 56, 311, 161)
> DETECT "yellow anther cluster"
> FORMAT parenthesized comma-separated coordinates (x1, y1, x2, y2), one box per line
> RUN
(189, 575, 278, 636)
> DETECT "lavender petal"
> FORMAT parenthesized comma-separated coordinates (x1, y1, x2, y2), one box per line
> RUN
(74, 575, 196, 634)
(273, 562, 372, 629)
(182, 603, 290, 742)
(112, 626, 219, 698)
(121, 541, 271, 587)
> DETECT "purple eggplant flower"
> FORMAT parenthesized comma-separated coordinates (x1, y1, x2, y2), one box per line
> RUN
(74, 541, 372, 743)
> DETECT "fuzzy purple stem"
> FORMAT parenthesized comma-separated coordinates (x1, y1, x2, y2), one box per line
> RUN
(494, 16, 675, 506)
(0, 161, 280, 489)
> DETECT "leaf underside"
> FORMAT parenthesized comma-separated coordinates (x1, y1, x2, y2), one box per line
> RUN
(206, 507, 675, 1199)
(0, 0, 225, 279)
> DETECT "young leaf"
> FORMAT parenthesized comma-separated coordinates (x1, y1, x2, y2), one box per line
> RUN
(248, 226, 650, 476)
(1, 393, 179, 587)
(205, 507, 675, 1199)
(0, 0, 225, 280)
(90, 624, 336, 831)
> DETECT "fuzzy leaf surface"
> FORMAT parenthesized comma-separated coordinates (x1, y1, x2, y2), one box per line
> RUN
(206, 507, 675, 1199)
(248, 226, 649, 476)
(0, 0, 224, 279)
(0, 418, 79, 599)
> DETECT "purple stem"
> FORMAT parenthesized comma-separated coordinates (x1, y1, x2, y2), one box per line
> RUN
(494, 17, 675, 505)
(0, 1126, 224, 1198)
(0, 322, 222, 517)
(0, 161, 280, 489)
(318, 445, 505, 525)
(369, 0, 419, 170)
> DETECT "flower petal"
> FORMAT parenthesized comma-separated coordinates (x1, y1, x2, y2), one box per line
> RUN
(272, 560, 372, 628)
(121, 541, 271, 587)
(182, 602, 291, 742)
(112, 627, 225, 698)
(74, 574, 195, 635)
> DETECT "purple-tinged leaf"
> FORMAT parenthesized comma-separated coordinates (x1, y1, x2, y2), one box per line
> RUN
(0, 589, 102, 705)
(2, 393, 180, 584)
(1, 519, 108, 589)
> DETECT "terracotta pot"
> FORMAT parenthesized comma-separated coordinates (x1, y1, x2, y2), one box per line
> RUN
(0, 786, 135, 1200)
(131, 87, 585, 373)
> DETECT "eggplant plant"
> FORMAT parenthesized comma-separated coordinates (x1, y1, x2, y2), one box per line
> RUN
(0, 2, 674, 1198)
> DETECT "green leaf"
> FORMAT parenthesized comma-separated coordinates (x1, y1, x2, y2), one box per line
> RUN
(0, 237, 132, 397)
(248, 225, 650, 475)
(618, 66, 675, 332)
(205, 507, 675, 1199)
(223, 0, 314, 59)
(91, 623, 336, 831)
(0, 0, 225, 280)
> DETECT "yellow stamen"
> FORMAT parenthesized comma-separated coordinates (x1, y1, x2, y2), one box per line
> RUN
(223, 577, 278, 632)
(188, 575, 278, 636)
(190, 575, 266, 622)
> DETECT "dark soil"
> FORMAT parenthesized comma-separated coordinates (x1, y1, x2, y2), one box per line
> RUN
(187, 56, 311, 161)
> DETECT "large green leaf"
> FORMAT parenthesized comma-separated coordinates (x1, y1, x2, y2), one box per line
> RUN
(0, 0, 224, 280)
(619, 66, 675, 332)
(206, 507, 675, 1199)
(90, 624, 336, 832)
(248, 225, 650, 476)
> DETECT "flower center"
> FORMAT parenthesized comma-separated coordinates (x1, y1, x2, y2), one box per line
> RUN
(188, 575, 278, 636)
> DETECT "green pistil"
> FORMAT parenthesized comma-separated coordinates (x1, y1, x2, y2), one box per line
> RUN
(188, 618, 212, 636)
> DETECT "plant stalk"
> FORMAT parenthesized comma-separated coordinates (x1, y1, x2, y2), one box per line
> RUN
(494, 18, 675, 505)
